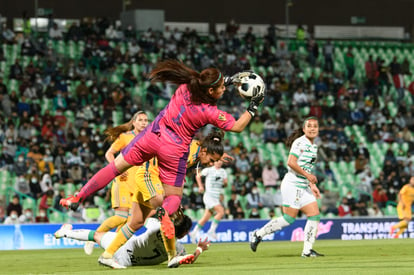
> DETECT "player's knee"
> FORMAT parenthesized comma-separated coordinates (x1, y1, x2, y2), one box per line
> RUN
(283, 213, 296, 224)
(162, 195, 181, 215)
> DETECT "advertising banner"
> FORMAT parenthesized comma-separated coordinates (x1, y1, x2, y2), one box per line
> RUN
(0, 218, 411, 250)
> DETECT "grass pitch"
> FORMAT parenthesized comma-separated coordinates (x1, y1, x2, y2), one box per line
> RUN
(1, 239, 413, 275)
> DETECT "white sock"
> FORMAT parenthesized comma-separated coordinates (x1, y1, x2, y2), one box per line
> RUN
(302, 219, 319, 254)
(192, 224, 202, 235)
(256, 216, 290, 238)
(65, 229, 91, 241)
(208, 220, 219, 234)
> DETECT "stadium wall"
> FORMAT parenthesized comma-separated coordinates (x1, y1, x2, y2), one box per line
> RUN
(0, 218, 411, 250)
(1, 0, 414, 30)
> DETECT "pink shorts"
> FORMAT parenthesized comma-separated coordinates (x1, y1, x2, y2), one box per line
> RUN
(122, 125, 189, 188)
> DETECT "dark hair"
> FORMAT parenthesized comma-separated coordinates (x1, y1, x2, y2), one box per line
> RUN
(148, 59, 223, 105)
(104, 111, 147, 142)
(174, 215, 193, 239)
(200, 130, 225, 156)
(285, 117, 318, 148)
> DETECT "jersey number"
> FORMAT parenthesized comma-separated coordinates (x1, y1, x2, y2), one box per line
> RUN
(172, 106, 186, 126)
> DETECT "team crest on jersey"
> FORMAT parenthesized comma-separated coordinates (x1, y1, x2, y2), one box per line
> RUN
(218, 113, 226, 121)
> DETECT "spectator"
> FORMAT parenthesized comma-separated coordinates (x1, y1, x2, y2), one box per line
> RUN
(39, 189, 55, 210)
(249, 207, 260, 219)
(19, 208, 35, 223)
(189, 182, 204, 210)
(354, 153, 368, 174)
(338, 197, 352, 217)
(321, 189, 339, 216)
(261, 160, 279, 188)
(246, 185, 263, 210)
(367, 203, 384, 217)
(372, 184, 388, 208)
(6, 195, 22, 217)
(234, 206, 245, 220)
(344, 46, 355, 80)
(323, 39, 334, 72)
(249, 116, 264, 139)
(35, 208, 49, 223)
(235, 153, 251, 175)
(261, 186, 276, 208)
(4, 210, 20, 224)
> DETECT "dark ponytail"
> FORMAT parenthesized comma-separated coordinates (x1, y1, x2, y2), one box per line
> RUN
(149, 59, 223, 105)
(200, 129, 225, 156)
(285, 128, 304, 148)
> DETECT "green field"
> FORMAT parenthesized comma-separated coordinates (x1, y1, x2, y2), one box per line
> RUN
(1, 239, 413, 275)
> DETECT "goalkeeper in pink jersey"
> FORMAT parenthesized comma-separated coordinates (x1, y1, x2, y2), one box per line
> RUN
(60, 60, 264, 266)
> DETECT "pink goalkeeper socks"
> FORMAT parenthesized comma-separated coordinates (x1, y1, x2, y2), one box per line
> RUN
(77, 162, 121, 199)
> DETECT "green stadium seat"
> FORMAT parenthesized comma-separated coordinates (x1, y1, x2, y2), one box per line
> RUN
(259, 207, 270, 219)
(184, 209, 197, 221)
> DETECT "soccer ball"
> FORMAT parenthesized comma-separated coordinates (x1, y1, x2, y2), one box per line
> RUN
(237, 72, 265, 100)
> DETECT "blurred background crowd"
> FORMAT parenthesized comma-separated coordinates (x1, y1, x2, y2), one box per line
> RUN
(1, 16, 414, 225)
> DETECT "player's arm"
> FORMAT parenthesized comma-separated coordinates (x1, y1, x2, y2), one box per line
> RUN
(105, 146, 118, 162)
(223, 177, 228, 188)
(287, 154, 317, 184)
(195, 168, 205, 193)
(398, 190, 405, 209)
(192, 237, 210, 263)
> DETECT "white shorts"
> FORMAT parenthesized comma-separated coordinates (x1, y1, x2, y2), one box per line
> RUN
(203, 194, 221, 210)
(281, 181, 316, 209)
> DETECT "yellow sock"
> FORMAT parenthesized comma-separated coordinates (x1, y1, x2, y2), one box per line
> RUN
(104, 224, 135, 256)
(161, 228, 176, 261)
(394, 220, 408, 237)
(97, 212, 128, 232)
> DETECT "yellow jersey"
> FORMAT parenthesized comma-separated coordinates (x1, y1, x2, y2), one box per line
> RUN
(111, 131, 139, 192)
(187, 140, 201, 169)
(399, 183, 414, 206)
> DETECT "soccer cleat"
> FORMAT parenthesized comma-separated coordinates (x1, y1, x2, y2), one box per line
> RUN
(60, 195, 81, 211)
(98, 255, 126, 269)
(167, 254, 195, 268)
(389, 227, 396, 237)
(302, 249, 325, 257)
(156, 207, 175, 239)
(54, 224, 73, 239)
(250, 231, 262, 252)
(189, 231, 197, 244)
(84, 241, 95, 255)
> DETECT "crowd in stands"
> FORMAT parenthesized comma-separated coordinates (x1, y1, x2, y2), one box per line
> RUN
(1, 16, 414, 224)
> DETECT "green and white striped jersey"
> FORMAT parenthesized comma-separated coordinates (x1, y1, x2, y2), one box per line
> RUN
(201, 166, 227, 199)
(284, 135, 318, 188)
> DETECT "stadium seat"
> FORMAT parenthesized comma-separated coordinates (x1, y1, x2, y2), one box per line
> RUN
(259, 207, 270, 219)
(184, 209, 197, 221)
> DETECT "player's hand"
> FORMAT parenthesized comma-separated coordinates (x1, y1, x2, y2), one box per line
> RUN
(197, 237, 211, 251)
(224, 71, 254, 86)
(119, 171, 128, 181)
(310, 184, 321, 199)
(247, 87, 265, 117)
(199, 186, 205, 194)
(306, 173, 318, 185)
(221, 153, 235, 164)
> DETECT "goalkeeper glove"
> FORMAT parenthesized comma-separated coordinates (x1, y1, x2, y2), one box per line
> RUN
(246, 87, 265, 117)
(224, 70, 254, 86)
